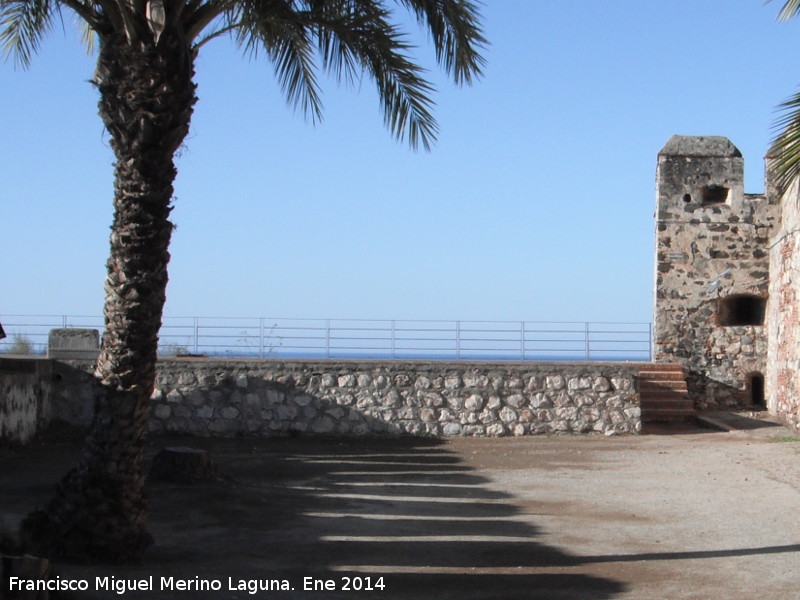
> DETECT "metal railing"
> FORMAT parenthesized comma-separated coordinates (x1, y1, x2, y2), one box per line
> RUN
(0, 314, 652, 362)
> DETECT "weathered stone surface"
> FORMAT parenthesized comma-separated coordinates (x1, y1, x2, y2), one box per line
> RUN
(419, 408, 437, 422)
(166, 390, 183, 404)
(196, 405, 213, 419)
(47, 328, 100, 360)
(499, 406, 517, 423)
(464, 394, 484, 411)
(486, 423, 505, 436)
(220, 406, 239, 420)
(311, 416, 335, 433)
(414, 376, 431, 389)
(39, 359, 640, 441)
(442, 422, 462, 436)
(338, 374, 356, 388)
(655, 136, 773, 411)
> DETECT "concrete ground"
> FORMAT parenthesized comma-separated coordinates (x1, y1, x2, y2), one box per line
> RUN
(2, 413, 800, 599)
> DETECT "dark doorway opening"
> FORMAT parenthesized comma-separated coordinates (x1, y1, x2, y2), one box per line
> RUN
(750, 374, 765, 407)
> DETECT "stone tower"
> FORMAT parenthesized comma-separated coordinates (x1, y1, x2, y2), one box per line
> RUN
(653, 136, 776, 410)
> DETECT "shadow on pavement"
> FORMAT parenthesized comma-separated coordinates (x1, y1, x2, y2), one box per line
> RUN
(1, 436, 626, 599)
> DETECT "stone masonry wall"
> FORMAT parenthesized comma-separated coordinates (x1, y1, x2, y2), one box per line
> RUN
(50, 359, 642, 437)
(654, 136, 777, 410)
(768, 178, 800, 430)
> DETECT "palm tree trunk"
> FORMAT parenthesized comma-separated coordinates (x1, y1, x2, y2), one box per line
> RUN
(22, 31, 196, 561)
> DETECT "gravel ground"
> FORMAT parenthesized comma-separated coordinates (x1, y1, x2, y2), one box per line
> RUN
(2, 413, 799, 600)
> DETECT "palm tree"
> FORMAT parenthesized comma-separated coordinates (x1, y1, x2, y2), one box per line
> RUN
(770, 0, 800, 192)
(2, 0, 485, 561)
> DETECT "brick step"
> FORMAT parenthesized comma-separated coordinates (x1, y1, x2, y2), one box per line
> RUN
(637, 364, 686, 379)
(640, 381, 689, 392)
(639, 390, 689, 400)
(635, 362, 685, 370)
(638, 363, 694, 423)
(639, 375, 687, 384)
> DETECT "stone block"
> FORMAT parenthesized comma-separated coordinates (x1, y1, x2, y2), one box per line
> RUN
(464, 394, 484, 411)
(499, 406, 517, 423)
(419, 408, 437, 422)
(47, 328, 99, 360)
(486, 423, 505, 436)
(444, 375, 462, 389)
(220, 406, 239, 419)
(442, 422, 462, 436)
(506, 393, 526, 408)
(153, 404, 171, 419)
(311, 416, 335, 433)
(338, 374, 356, 387)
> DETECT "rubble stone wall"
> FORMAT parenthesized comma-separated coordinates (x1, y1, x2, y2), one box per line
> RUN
(653, 136, 776, 410)
(768, 179, 800, 429)
(51, 359, 642, 437)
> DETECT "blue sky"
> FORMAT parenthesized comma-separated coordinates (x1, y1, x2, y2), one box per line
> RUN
(2, 1, 798, 325)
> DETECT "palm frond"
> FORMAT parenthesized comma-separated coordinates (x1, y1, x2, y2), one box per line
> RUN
(771, 0, 800, 21)
(228, 1, 324, 122)
(371, 44, 438, 151)
(398, 0, 486, 84)
(76, 10, 96, 52)
(769, 89, 800, 194)
(194, 0, 485, 150)
(185, 0, 230, 43)
(308, 0, 438, 149)
(766, 1, 800, 193)
(1, 0, 58, 67)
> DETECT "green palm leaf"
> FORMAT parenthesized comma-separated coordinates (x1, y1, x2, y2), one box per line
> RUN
(398, 0, 487, 84)
(1, 0, 57, 67)
(310, 0, 438, 149)
(770, 90, 800, 193)
(770, 1, 800, 192)
(774, 0, 800, 20)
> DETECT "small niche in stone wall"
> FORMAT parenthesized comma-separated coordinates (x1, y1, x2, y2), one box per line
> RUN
(701, 184, 729, 206)
(717, 294, 766, 327)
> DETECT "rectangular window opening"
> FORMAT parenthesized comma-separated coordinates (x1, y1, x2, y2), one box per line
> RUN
(701, 184, 729, 206)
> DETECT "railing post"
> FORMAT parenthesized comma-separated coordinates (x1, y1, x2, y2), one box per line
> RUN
(193, 317, 199, 354)
(456, 321, 461, 360)
(259, 318, 264, 358)
(585, 322, 590, 360)
(520, 321, 525, 361)
(325, 319, 331, 359)
(391, 320, 396, 359)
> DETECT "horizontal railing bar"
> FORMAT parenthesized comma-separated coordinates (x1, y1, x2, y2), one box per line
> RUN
(1, 315, 653, 362)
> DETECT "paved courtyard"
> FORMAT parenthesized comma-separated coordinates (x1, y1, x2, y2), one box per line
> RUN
(2, 414, 800, 599)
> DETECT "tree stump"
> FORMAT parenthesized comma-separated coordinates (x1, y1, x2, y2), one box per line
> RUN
(148, 447, 216, 483)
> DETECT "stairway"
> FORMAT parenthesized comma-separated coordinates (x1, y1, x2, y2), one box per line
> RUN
(638, 363, 695, 423)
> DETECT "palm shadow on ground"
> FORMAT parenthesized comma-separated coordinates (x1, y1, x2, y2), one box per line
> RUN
(4, 434, 800, 599)
(2, 436, 625, 599)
